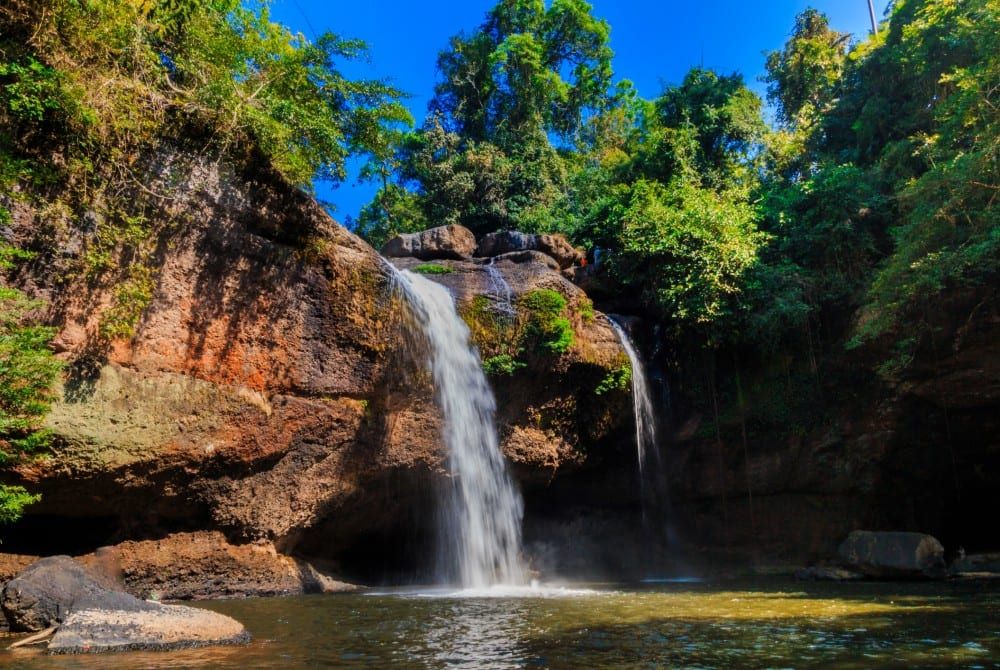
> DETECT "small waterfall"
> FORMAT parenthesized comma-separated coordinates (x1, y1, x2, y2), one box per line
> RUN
(391, 267, 525, 587)
(608, 317, 658, 474)
(484, 258, 515, 318)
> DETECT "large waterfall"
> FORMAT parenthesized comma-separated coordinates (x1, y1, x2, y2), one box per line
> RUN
(608, 317, 658, 473)
(392, 268, 526, 587)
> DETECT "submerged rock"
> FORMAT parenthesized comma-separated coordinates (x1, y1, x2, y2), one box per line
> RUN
(2, 556, 248, 652)
(794, 565, 864, 581)
(837, 530, 946, 578)
(475, 231, 584, 269)
(382, 224, 476, 260)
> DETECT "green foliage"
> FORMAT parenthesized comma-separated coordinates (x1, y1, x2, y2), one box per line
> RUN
(0, 484, 40, 525)
(380, 115, 569, 236)
(0, 284, 61, 525)
(0, 207, 34, 271)
(362, 0, 612, 237)
(432, 0, 612, 143)
(763, 9, 849, 128)
(99, 264, 156, 340)
(853, 0, 999, 348)
(595, 362, 631, 395)
(411, 263, 454, 275)
(520, 288, 574, 354)
(646, 68, 767, 188)
(0, 57, 70, 123)
(482, 353, 526, 376)
(0, 286, 62, 450)
(352, 184, 429, 249)
(0, 0, 407, 189)
(172, 7, 411, 186)
(760, 163, 885, 307)
(612, 178, 765, 339)
(519, 287, 568, 314)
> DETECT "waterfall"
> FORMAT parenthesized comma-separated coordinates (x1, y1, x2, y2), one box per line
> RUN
(607, 317, 658, 474)
(484, 258, 515, 318)
(391, 267, 526, 587)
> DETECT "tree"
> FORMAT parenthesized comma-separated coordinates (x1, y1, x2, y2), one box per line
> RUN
(850, 0, 1000, 352)
(431, 0, 613, 146)
(763, 9, 850, 128)
(0, 0, 410, 190)
(634, 69, 766, 189)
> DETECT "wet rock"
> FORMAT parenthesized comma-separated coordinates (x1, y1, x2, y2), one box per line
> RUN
(2, 556, 248, 652)
(475, 231, 584, 269)
(0, 145, 623, 588)
(48, 602, 248, 654)
(78, 531, 356, 600)
(794, 565, 864, 581)
(837, 530, 946, 578)
(492, 250, 560, 271)
(1, 556, 115, 632)
(382, 224, 476, 260)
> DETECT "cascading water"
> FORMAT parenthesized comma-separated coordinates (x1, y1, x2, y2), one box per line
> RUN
(608, 317, 658, 473)
(391, 267, 526, 588)
(484, 258, 515, 318)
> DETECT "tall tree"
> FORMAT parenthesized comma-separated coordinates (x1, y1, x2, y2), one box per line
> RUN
(431, 0, 613, 147)
(763, 8, 850, 128)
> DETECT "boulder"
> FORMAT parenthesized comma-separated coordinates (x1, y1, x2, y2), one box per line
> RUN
(475, 231, 584, 269)
(492, 250, 560, 271)
(950, 552, 1000, 577)
(78, 531, 356, 600)
(1, 556, 113, 632)
(48, 602, 248, 654)
(381, 224, 476, 260)
(2, 556, 248, 652)
(837, 530, 946, 578)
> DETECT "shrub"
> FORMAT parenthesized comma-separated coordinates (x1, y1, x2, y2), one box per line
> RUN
(520, 288, 575, 354)
(482, 354, 526, 376)
(0, 285, 61, 526)
(595, 363, 632, 395)
(0, 484, 40, 524)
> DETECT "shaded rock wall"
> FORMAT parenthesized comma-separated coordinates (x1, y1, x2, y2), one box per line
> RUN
(650, 285, 1000, 564)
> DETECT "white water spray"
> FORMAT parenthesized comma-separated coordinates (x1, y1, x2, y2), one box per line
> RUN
(608, 317, 658, 473)
(392, 268, 526, 587)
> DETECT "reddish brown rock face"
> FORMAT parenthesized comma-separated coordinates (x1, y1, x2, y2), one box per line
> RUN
(0, 150, 632, 586)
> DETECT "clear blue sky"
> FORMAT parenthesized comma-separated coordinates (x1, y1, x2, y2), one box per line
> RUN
(268, 0, 891, 223)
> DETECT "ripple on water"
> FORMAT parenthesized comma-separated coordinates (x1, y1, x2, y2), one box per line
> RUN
(367, 581, 608, 599)
(1, 581, 997, 669)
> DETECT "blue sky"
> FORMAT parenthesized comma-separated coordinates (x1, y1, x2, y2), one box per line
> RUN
(268, 0, 892, 222)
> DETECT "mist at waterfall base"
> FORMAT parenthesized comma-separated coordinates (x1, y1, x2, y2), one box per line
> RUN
(387, 262, 687, 589)
(390, 267, 526, 590)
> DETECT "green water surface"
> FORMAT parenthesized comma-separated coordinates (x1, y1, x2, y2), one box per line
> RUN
(2, 579, 998, 668)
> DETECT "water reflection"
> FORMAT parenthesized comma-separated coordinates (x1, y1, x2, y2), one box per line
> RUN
(1, 580, 997, 669)
(421, 599, 528, 669)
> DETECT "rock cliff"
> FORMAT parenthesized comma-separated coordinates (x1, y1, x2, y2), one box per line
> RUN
(0, 150, 632, 586)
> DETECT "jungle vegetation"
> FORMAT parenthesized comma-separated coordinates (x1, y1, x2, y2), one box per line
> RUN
(0, 0, 996, 522)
